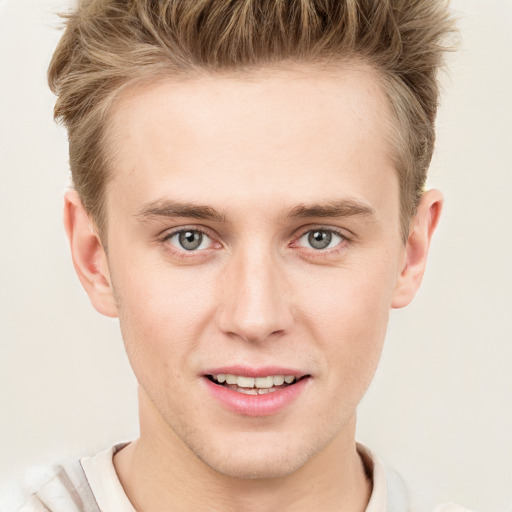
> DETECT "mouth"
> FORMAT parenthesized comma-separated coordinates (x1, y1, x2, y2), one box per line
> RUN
(203, 369, 311, 416)
(205, 373, 309, 395)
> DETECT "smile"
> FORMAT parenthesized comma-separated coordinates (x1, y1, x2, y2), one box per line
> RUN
(204, 370, 311, 416)
(207, 374, 299, 395)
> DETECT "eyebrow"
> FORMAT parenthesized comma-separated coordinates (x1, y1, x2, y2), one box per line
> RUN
(135, 199, 228, 223)
(135, 198, 376, 223)
(286, 199, 376, 220)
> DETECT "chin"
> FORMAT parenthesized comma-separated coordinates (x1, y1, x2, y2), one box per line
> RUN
(203, 451, 309, 480)
(192, 434, 317, 480)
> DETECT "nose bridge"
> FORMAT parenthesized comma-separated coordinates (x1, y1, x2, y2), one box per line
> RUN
(216, 242, 292, 342)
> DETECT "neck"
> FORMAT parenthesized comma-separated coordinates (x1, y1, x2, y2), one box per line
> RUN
(114, 393, 371, 512)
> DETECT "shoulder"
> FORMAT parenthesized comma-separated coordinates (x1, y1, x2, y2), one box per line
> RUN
(0, 458, 100, 512)
(357, 443, 479, 512)
(0, 464, 71, 512)
(0, 443, 132, 512)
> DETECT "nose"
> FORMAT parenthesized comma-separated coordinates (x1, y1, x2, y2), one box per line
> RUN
(215, 246, 294, 343)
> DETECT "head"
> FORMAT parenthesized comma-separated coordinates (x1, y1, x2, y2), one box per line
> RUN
(51, 0, 455, 480)
(49, 0, 455, 242)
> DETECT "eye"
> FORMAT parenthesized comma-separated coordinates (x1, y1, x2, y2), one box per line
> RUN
(297, 229, 344, 250)
(166, 229, 213, 251)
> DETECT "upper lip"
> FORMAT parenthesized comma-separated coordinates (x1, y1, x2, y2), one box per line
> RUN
(203, 366, 309, 378)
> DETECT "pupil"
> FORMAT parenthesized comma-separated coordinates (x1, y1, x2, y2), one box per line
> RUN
(308, 230, 331, 249)
(179, 231, 202, 250)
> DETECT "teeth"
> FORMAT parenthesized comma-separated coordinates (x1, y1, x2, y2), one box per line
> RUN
(228, 387, 280, 395)
(237, 388, 258, 395)
(212, 373, 298, 388)
(273, 375, 285, 386)
(255, 376, 274, 389)
(236, 376, 255, 388)
(225, 374, 237, 385)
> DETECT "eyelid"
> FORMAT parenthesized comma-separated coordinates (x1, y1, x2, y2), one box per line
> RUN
(157, 223, 352, 258)
(159, 225, 222, 253)
(159, 224, 215, 240)
(292, 225, 352, 243)
(297, 230, 342, 249)
(289, 225, 352, 256)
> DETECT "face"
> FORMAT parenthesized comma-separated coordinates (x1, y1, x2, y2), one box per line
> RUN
(100, 64, 406, 478)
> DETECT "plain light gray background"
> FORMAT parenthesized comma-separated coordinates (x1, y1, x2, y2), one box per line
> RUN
(0, 1, 511, 511)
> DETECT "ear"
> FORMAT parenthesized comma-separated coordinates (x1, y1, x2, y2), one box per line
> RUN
(64, 190, 118, 318)
(392, 189, 443, 309)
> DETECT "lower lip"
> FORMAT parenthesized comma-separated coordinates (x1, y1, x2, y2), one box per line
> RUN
(204, 377, 310, 417)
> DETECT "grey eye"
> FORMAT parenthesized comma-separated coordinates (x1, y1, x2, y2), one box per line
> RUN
(178, 230, 203, 250)
(308, 230, 332, 249)
(165, 229, 215, 253)
(297, 229, 343, 250)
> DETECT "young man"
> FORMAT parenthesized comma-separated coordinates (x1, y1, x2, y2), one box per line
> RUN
(9, 1, 465, 511)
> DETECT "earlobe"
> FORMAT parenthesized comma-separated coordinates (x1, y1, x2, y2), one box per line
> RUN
(391, 189, 443, 309)
(64, 190, 118, 318)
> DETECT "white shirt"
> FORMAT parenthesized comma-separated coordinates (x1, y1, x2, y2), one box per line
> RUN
(80, 442, 470, 512)
(2, 442, 473, 512)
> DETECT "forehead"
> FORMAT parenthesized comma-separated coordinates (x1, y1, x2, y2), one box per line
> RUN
(104, 62, 397, 219)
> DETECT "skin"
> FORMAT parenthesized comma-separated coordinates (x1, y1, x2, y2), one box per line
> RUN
(64, 62, 442, 512)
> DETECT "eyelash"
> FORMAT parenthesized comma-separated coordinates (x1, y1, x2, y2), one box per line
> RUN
(291, 226, 351, 258)
(158, 225, 351, 259)
(158, 226, 219, 260)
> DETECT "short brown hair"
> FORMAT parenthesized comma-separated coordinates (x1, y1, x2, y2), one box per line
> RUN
(48, 0, 456, 240)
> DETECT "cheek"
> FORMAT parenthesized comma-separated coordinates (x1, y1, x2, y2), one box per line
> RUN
(112, 259, 217, 377)
(298, 256, 397, 380)
(301, 256, 396, 330)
